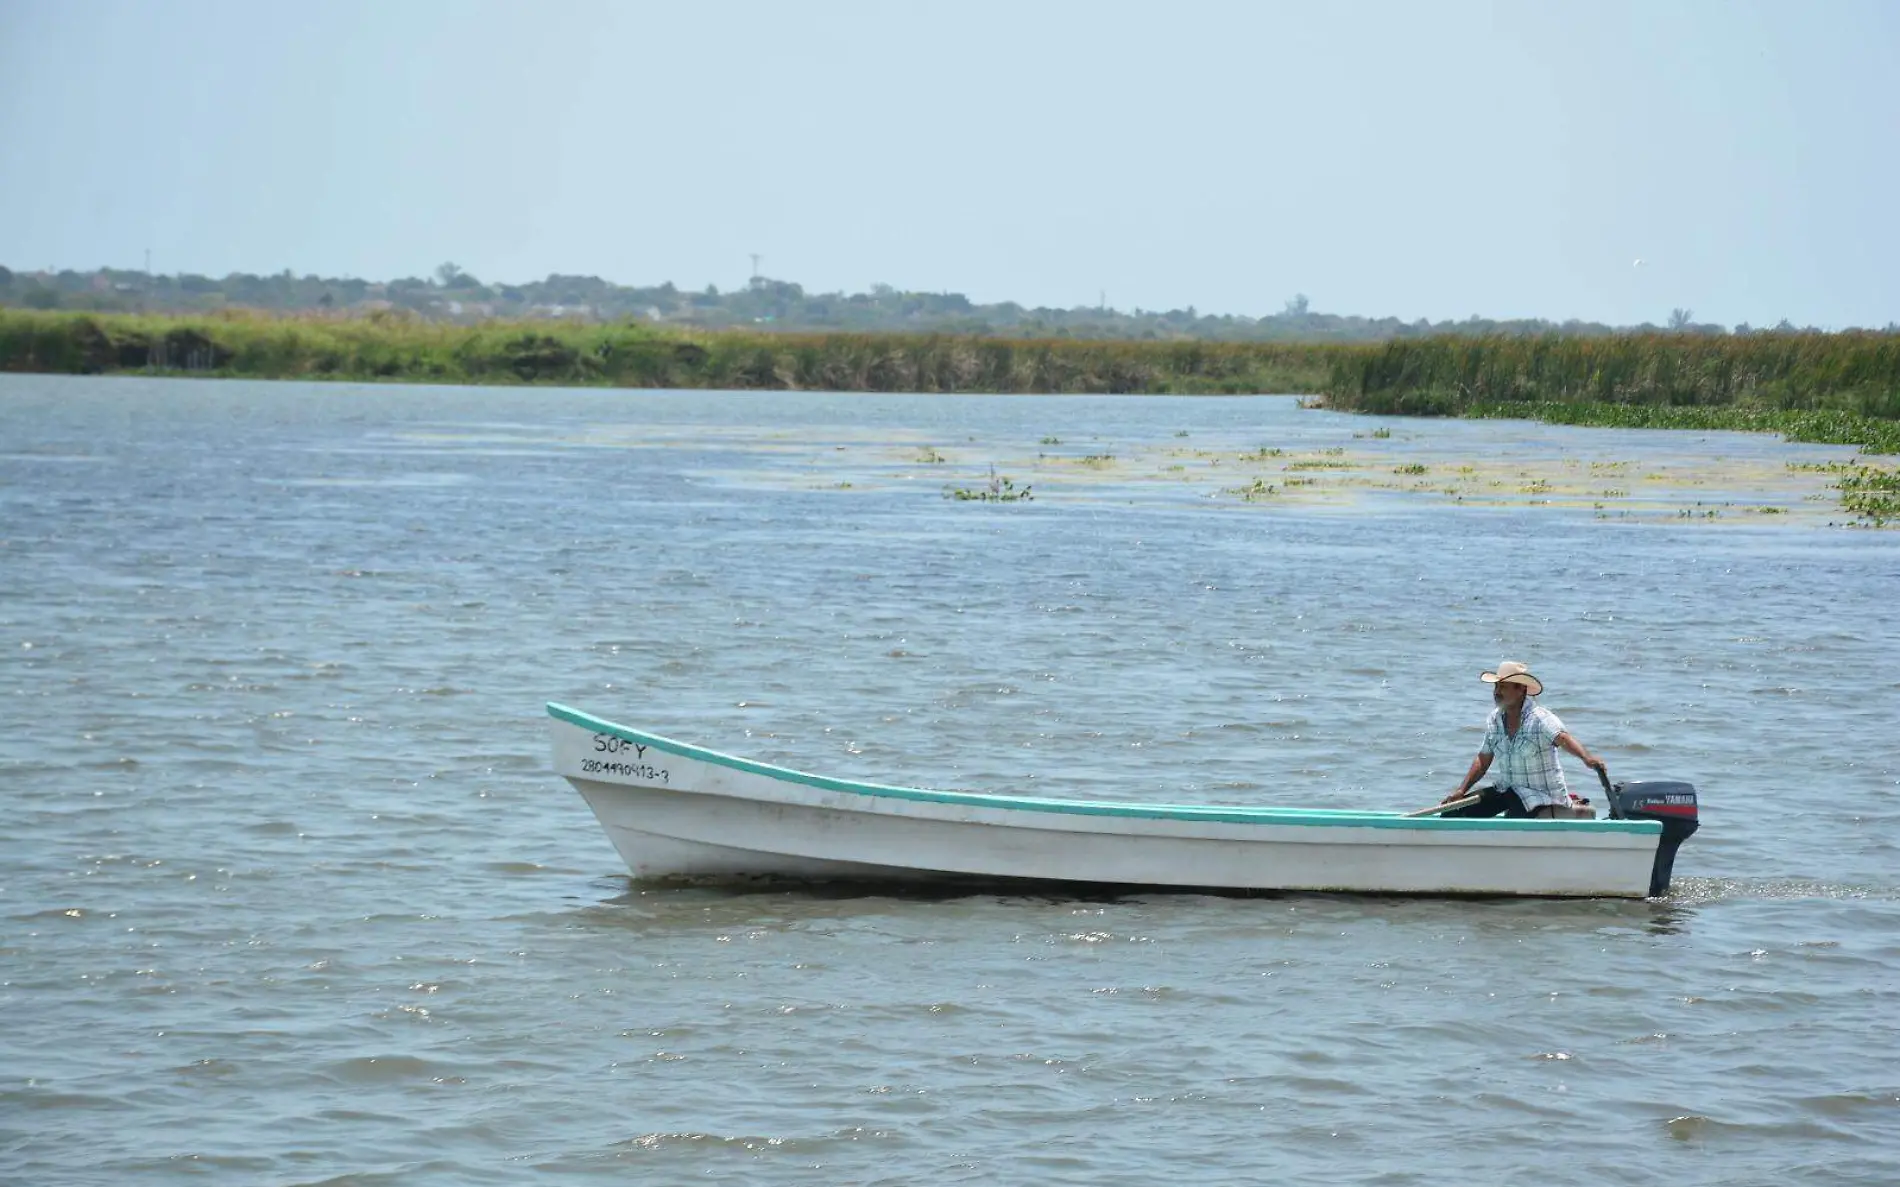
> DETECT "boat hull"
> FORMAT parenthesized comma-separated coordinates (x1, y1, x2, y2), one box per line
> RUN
(550, 704, 1668, 898)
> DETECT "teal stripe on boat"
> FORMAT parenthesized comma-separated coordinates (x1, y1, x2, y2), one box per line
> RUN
(547, 703, 1660, 834)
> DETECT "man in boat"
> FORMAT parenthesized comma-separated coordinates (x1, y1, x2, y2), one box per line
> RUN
(1441, 661, 1607, 819)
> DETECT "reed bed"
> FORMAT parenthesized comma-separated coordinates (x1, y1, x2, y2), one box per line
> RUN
(7, 310, 1895, 458)
(1325, 333, 1900, 452)
(0, 310, 1343, 395)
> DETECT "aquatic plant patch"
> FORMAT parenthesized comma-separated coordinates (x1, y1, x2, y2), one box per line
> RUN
(1835, 465, 1900, 525)
(946, 467, 1033, 502)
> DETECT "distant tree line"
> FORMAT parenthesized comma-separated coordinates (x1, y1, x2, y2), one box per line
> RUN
(0, 261, 1890, 343)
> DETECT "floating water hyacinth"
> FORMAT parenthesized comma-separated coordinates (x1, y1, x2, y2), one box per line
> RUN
(945, 466, 1032, 502)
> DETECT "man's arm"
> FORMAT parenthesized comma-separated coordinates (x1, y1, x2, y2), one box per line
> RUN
(1444, 752, 1493, 802)
(1554, 731, 1604, 774)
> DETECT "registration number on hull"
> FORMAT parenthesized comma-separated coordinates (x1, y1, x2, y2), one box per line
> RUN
(582, 733, 670, 783)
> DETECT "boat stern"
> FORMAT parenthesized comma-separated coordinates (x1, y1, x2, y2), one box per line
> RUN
(1607, 780, 1700, 897)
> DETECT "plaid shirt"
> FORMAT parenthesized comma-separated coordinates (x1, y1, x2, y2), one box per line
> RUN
(1481, 700, 1571, 810)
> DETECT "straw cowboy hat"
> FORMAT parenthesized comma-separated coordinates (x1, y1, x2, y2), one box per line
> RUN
(1480, 661, 1543, 696)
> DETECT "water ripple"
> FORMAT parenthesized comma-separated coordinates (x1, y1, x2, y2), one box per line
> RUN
(3, 377, 1898, 1185)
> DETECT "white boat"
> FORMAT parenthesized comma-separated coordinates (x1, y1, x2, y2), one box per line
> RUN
(548, 703, 1700, 899)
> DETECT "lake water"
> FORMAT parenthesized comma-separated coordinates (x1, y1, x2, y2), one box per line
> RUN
(4, 375, 1898, 1185)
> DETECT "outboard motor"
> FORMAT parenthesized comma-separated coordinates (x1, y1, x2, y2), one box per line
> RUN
(1603, 774, 1700, 897)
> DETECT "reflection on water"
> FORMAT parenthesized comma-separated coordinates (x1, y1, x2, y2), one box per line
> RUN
(1671, 876, 1900, 904)
(558, 874, 1713, 947)
(3, 376, 1898, 1186)
(583, 877, 1707, 924)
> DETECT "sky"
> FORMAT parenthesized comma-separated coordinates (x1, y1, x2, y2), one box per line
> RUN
(1, 0, 1895, 329)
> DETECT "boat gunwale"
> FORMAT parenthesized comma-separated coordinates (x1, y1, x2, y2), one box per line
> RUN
(548, 703, 1661, 835)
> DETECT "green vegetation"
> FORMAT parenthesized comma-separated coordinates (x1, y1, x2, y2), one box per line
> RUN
(1837, 466, 1900, 525)
(946, 467, 1033, 502)
(9, 313, 1892, 444)
(1324, 334, 1900, 453)
(0, 309, 1342, 394)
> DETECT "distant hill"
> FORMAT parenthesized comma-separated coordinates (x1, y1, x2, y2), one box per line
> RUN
(0, 261, 1862, 341)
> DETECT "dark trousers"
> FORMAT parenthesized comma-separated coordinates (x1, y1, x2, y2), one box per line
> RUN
(1444, 785, 1541, 819)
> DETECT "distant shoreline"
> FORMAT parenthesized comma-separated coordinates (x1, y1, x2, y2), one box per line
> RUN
(3, 308, 1895, 459)
(2, 264, 1783, 340)
(0, 308, 1341, 397)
